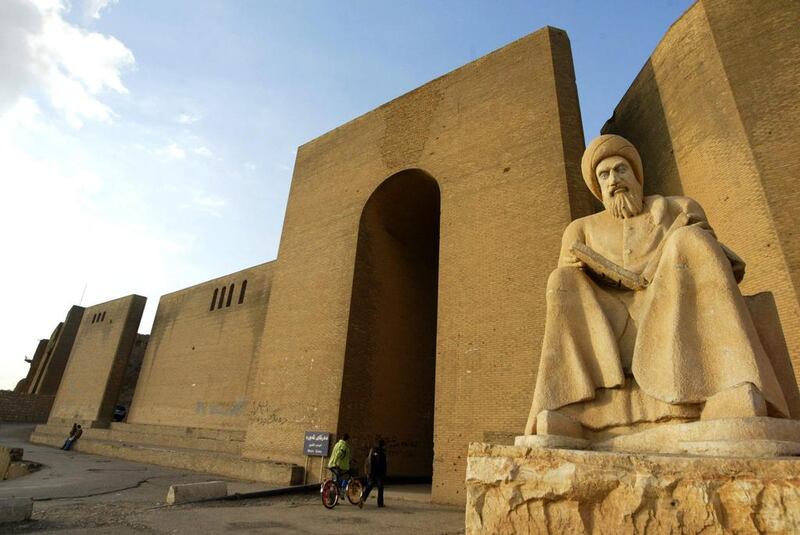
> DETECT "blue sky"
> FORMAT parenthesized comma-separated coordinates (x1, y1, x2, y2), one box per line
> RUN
(0, 0, 693, 389)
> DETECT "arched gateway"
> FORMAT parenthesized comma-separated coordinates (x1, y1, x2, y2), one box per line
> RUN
(337, 169, 441, 480)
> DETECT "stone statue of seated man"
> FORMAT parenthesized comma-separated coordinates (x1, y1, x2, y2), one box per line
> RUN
(523, 134, 795, 449)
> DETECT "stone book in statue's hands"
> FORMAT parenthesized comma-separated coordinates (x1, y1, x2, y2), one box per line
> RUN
(570, 241, 647, 291)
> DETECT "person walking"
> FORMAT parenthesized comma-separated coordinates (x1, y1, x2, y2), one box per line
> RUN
(359, 439, 387, 508)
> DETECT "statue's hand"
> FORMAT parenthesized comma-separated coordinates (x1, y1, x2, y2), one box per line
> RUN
(570, 241, 647, 290)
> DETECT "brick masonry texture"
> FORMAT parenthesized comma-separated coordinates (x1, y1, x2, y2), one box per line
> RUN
(240, 27, 591, 505)
(27, 306, 84, 395)
(127, 263, 274, 430)
(0, 392, 55, 423)
(48, 295, 146, 427)
(16, 0, 800, 507)
(602, 0, 800, 387)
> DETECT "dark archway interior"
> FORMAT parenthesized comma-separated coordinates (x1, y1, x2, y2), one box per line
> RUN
(337, 169, 440, 479)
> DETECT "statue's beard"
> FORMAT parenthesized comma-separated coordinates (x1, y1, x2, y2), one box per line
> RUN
(603, 186, 643, 219)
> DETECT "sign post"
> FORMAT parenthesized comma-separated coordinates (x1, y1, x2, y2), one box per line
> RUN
(302, 431, 332, 485)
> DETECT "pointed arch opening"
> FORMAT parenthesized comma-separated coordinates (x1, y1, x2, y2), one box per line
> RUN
(337, 168, 441, 481)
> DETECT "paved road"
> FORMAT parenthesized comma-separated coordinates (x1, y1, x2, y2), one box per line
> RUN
(0, 424, 465, 534)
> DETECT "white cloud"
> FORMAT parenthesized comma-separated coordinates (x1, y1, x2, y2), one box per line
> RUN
(83, 0, 118, 20)
(155, 143, 215, 160)
(176, 112, 201, 125)
(155, 142, 186, 159)
(0, 109, 198, 389)
(193, 146, 213, 158)
(0, 0, 134, 128)
(190, 191, 227, 217)
(244, 162, 257, 171)
(2, 97, 42, 129)
(0, 1, 140, 387)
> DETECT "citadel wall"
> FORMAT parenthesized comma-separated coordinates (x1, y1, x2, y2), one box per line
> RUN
(27, 306, 84, 395)
(241, 27, 592, 504)
(13, 339, 48, 393)
(127, 262, 274, 430)
(48, 295, 146, 427)
(16, 0, 800, 507)
(602, 0, 800, 386)
(0, 391, 55, 423)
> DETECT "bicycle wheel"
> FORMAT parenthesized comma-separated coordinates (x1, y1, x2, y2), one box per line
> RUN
(346, 478, 364, 505)
(321, 479, 339, 509)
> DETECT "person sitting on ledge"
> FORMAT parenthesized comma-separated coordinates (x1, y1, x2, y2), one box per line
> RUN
(525, 134, 789, 441)
(61, 424, 82, 451)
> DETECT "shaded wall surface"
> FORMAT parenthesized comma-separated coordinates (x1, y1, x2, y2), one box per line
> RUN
(115, 334, 149, 413)
(242, 27, 591, 504)
(603, 0, 800, 386)
(48, 295, 146, 426)
(128, 263, 274, 430)
(337, 170, 440, 478)
(28, 306, 85, 395)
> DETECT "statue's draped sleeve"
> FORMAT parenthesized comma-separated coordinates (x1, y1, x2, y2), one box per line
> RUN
(671, 196, 714, 234)
(669, 196, 745, 282)
(558, 220, 585, 268)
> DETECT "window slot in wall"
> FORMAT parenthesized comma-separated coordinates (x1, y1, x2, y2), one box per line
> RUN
(210, 288, 218, 311)
(91, 314, 96, 324)
(226, 283, 234, 307)
(101, 311, 106, 322)
(218, 285, 227, 309)
(238, 280, 247, 304)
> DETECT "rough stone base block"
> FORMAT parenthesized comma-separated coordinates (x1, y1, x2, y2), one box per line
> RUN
(514, 434, 588, 450)
(29, 428, 303, 485)
(466, 443, 800, 534)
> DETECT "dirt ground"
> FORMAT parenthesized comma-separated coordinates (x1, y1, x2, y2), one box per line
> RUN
(0, 424, 465, 534)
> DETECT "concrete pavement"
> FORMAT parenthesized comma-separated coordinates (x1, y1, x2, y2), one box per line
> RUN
(0, 424, 465, 534)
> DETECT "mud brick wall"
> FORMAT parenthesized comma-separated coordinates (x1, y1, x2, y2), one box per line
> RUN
(127, 262, 274, 430)
(48, 295, 146, 427)
(241, 27, 591, 505)
(603, 0, 800, 387)
(0, 391, 55, 423)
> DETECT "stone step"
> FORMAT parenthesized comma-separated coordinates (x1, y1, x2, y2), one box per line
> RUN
(29, 432, 303, 486)
(86, 428, 242, 455)
(109, 422, 246, 442)
(31, 422, 244, 454)
(32, 424, 64, 437)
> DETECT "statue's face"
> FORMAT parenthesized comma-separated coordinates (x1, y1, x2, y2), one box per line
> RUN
(596, 155, 643, 219)
(596, 156, 636, 198)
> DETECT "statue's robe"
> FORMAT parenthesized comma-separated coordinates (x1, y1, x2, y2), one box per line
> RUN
(526, 195, 789, 434)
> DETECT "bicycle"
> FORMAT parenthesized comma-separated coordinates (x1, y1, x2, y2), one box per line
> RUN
(320, 467, 363, 509)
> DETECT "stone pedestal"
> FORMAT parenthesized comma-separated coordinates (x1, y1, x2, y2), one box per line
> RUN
(466, 443, 800, 534)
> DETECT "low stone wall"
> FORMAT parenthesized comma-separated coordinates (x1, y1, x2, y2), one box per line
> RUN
(466, 442, 800, 534)
(29, 424, 304, 485)
(0, 446, 36, 481)
(0, 446, 16, 479)
(0, 391, 55, 423)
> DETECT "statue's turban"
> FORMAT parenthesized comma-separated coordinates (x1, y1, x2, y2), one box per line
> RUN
(580, 134, 644, 200)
